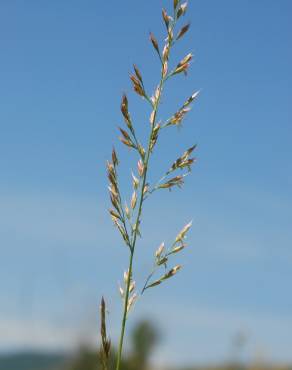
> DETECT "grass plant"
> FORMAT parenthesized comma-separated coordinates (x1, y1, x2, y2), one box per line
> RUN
(99, 1, 199, 369)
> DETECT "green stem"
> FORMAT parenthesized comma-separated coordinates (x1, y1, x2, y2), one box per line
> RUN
(115, 250, 134, 370)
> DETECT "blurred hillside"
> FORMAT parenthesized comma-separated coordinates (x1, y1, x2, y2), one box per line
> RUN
(1, 352, 291, 370)
(0, 352, 66, 370)
(1, 320, 291, 370)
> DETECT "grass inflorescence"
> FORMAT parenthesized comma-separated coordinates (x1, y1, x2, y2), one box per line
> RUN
(99, 1, 199, 369)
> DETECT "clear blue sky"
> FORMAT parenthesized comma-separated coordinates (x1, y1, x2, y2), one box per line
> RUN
(0, 0, 291, 366)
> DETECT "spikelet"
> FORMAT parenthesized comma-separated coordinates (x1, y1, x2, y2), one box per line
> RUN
(138, 144, 146, 159)
(119, 127, 136, 148)
(99, 297, 111, 370)
(174, 0, 180, 10)
(162, 9, 170, 30)
(166, 107, 191, 127)
(133, 64, 143, 84)
(130, 73, 145, 97)
(158, 175, 185, 190)
(173, 53, 193, 75)
(183, 91, 200, 107)
(171, 244, 185, 254)
(131, 191, 137, 209)
(151, 85, 161, 106)
(125, 202, 131, 219)
(112, 147, 119, 167)
(127, 293, 138, 313)
(124, 269, 130, 285)
(120, 94, 132, 131)
(155, 242, 165, 258)
(146, 265, 182, 290)
(177, 23, 190, 40)
(150, 32, 160, 57)
(177, 2, 188, 18)
(175, 221, 192, 243)
(132, 172, 139, 189)
(168, 144, 197, 174)
(119, 284, 124, 298)
(150, 124, 160, 151)
(137, 159, 144, 177)
(129, 281, 136, 293)
(162, 44, 170, 61)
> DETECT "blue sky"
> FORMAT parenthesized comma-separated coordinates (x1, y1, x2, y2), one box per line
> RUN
(0, 0, 292, 366)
